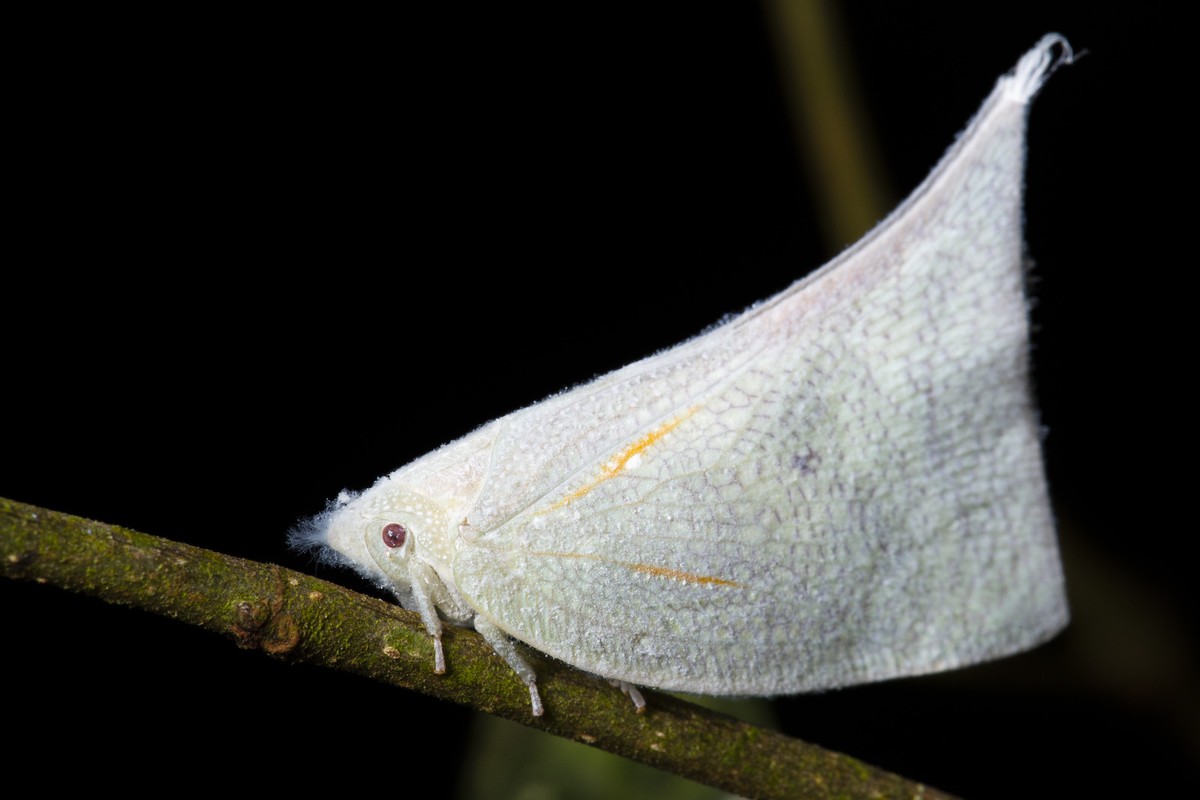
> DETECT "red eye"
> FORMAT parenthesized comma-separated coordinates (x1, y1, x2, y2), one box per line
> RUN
(382, 523, 407, 548)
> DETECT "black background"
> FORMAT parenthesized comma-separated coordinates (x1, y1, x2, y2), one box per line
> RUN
(4, 4, 1194, 797)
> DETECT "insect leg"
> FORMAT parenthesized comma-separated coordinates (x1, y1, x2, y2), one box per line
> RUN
(406, 561, 446, 674)
(473, 615, 544, 717)
(609, 680, 647, 713)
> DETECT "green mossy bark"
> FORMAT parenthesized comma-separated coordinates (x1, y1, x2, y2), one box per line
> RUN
(1, 497, 956, 800)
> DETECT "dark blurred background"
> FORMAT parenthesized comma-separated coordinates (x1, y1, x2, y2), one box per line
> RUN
(4, 3, 1193, 797)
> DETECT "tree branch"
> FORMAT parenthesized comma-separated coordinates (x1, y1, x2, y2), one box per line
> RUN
(1, 496, 955, 799)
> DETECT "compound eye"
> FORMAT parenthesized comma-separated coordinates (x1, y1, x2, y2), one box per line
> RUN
(381, 523, 407, 549)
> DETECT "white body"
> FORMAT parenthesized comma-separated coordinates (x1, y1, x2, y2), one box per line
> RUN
(296, 36, 1071, 715)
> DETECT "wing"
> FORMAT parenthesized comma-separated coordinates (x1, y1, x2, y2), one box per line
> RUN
(452, 38, 1068, 694)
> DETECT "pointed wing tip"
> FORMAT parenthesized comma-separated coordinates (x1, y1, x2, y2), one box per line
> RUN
(1005, 34, 1074, 104)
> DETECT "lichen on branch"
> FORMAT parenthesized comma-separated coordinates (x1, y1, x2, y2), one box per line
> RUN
(1, 497, 955, 800)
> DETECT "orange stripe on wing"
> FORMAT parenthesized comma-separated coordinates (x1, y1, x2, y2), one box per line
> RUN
(529, 551, 742, 588)
(541, 407, 699, 513)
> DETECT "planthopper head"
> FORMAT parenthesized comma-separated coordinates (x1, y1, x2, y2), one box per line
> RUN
(290, 479, 453, 610)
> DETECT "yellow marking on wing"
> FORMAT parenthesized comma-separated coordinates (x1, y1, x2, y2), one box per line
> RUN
(541, 406, 699, 512)
(530, 551, 742, 588)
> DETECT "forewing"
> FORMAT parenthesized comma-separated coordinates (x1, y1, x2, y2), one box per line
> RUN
(453, 40, 1067, 694)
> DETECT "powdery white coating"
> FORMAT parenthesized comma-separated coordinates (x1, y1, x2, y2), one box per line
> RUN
(294, 36, 1071, 716)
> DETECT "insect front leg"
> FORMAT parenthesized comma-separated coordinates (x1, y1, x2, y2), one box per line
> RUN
(406, 560, 448, 674)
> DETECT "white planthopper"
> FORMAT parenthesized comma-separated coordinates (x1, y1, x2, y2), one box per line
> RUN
(293, 35, 1072, 718)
